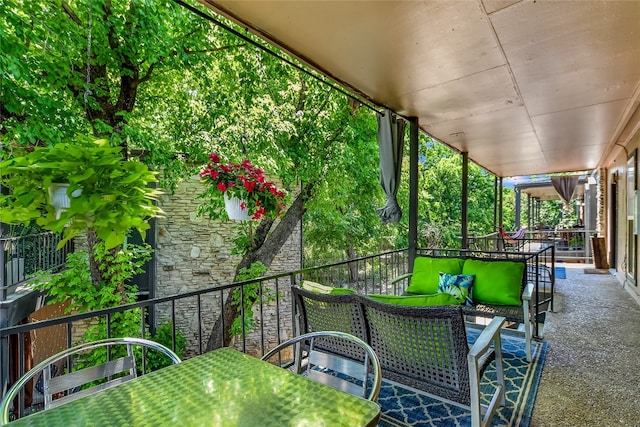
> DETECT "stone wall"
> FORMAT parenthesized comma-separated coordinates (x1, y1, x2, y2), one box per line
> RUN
(155, 176, 301, 356)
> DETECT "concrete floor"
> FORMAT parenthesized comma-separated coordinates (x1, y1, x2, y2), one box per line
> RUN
(530, 264, 640, 427)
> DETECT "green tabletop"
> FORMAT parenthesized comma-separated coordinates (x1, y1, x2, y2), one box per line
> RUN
(8, 347, 380, 427)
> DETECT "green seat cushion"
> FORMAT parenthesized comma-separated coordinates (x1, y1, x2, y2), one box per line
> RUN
(329, 287, 357, 295)
(366, 293, 460, 306)
(437, 273, 474, 306)
(462, 259, 524, 305)
(301, 280, 355, 295)
(405, 256, 465, 295)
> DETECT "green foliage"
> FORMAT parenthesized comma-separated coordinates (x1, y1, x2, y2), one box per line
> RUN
(0, 135, 162, 249)
(146, 322, 186, 372)
(229, 261, 273, 338)
(228, 222, 259, 256)
(33, 241, 152, 373)
(32, 251, 93, 314)
(32, 241, 151, 313)
(302, 105, 389, 261)
(392, 138, 497, 249)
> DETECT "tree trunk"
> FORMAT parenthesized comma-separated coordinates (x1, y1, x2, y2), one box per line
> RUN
(206, 183, 314, 351)
(347, 243, 359, 283)
(86, 230, 102, 287)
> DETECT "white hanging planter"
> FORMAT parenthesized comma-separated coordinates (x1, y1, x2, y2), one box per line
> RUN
(223, 192, 250, 221)
(48, 183, 82, 219)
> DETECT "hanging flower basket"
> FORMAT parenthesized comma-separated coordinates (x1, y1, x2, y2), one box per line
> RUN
(199, 153, 287, 221)
(224, 193, 250, 221)
(48, 183, 82, 219)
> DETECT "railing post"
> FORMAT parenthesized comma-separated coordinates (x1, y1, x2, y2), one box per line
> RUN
(0, 242, 6, 302)
(498, 177, 504, 228)
(515, 188, 521, 229)
(0, 239, 6, 397)
(551, 244, 555, 311)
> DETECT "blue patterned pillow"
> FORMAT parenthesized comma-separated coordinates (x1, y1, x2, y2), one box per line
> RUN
(437, 272, 474, 306)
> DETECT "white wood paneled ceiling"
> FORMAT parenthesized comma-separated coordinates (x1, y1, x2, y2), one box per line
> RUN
(200, 0, 640, 178)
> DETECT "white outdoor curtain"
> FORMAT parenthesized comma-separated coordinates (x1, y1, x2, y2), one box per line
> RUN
(376, 109, 405, 224)
(551, 176, 579, 208)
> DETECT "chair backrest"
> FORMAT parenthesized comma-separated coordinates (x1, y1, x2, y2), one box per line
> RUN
(359, 297, 473, 406)
(1, 337, 181, 423)
(292, 286, 368, 361)
(261, 331, 382, 402)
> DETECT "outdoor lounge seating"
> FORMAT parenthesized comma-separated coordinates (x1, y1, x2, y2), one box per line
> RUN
(291, 286, 506, 427)
(0, 337, 181, 423)
(391, 255, 534, 361)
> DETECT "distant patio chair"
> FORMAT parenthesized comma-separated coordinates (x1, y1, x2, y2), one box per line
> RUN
(1, 337, 181, 423)
(261, 331, 382, 402)
(498, 226, 527, 250)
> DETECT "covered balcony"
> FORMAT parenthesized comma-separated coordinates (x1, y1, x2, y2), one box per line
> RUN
(2, 0, 640, 425)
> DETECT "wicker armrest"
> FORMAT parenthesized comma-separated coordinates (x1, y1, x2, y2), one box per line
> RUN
(521, 283, 534, 362)
(522, 282, 534, 301)
(467, 316, 506, 426)
(468, 316, 505, 360)
(390, 273, 412, 285)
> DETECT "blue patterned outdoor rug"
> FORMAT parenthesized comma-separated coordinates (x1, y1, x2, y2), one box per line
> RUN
(377, 330, 548, 427)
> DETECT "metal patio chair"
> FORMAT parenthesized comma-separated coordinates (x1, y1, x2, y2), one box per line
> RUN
(0, 337, 181, 423)
(261, 331, 382, 402)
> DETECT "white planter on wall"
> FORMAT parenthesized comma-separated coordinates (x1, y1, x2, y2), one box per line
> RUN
(48, 183, 82, 219)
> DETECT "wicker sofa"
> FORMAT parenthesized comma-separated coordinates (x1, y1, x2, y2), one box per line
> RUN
(291, 286, 506, 427)
(391, 255, 534, 362)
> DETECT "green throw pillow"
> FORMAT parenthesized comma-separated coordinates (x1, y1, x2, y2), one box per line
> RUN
(462, 259, 524, 305)
(437, 273, 474, 306)
(366, 293, 460, 307)
(301, 280, 355, 295)
(405, 256, 465, 295)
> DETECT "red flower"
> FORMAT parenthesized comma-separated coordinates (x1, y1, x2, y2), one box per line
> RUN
(200, 153, 287, 220)
(252, 206, 266, 220)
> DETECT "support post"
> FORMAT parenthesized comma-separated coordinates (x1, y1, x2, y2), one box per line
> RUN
(515, 188, 521, 229)
(498, 177, 504, 228)
(408, 118, 419, 270)
(461, 152, 469, 249)
(527, 193, 532, 230)
(493, 176, 498, 231)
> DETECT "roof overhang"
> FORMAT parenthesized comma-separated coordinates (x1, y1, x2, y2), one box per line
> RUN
(514, 177, 587, 201)
(200, 0, 640, 178)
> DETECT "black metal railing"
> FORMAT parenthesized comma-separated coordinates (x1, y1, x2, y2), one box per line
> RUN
(1, 233, 73, 302)
(0, 246, 553, 413)
(468, 229, 591, 263)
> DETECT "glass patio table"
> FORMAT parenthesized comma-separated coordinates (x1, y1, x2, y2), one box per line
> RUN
(7, 347, 380, 427)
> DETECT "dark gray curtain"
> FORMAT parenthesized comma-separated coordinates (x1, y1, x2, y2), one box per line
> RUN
(551, 176, 579, 207)
(376, 109, 405, 223)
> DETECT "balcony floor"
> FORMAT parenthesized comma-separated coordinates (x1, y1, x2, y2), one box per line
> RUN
(530, 264, 640, 426)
